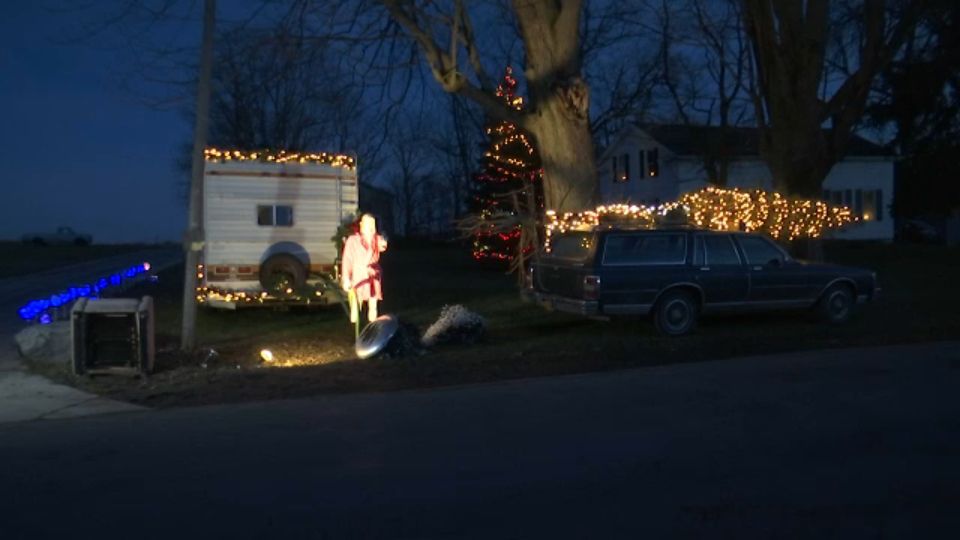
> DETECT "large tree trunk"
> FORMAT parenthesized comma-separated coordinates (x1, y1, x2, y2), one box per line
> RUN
(743, 0, 920, 201)
(527, 97, 596, 211)
(742, 0, 922, 260)
(382, 0, 597, 213)
(760, 126, 835, 198)
(760, 128, 831, 260)
(514, 0, 596, 212)
(744, 0, 832, 199)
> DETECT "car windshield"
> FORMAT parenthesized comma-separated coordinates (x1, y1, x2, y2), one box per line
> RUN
(547, 232, 596, 261)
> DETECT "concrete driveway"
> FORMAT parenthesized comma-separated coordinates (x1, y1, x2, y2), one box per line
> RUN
(1, 341, 957, 539)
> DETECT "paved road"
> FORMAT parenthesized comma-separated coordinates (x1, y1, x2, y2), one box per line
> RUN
(1, 341, 957, 539)
(0, 248, 179, 423)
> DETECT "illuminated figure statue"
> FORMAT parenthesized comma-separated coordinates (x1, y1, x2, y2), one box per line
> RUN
(341, 214, 388, 323)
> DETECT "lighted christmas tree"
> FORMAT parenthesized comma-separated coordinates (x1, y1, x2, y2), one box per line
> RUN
(470, 67, 544, 262)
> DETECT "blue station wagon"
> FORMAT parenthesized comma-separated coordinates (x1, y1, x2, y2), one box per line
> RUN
(529, 229, 879, 335)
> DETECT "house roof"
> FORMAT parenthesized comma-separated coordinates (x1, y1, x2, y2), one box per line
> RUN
(637, 124, 894, 158)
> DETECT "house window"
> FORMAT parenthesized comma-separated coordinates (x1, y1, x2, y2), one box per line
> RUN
(257, 205, 294, 227)
(862, 189, 883, 221)
(612, 154, 631, 183)
(638, 151, 646, 180)
(647, 148, 659, 177)
(823, 189, 884, 221)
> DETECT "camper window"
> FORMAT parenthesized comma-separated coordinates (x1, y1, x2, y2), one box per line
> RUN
(257, 205, 274, 226)
(257, 205, 294, 227)
(275, 205, 294, 226)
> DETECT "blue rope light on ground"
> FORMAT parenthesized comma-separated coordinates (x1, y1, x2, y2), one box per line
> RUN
(17, 262, 152, 323)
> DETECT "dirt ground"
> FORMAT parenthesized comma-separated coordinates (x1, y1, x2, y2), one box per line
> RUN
(30, 240, 960, 408)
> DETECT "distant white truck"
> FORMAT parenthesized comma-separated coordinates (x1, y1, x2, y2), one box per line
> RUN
(22, 226, 93, 246)
(200, 149, 358, 308)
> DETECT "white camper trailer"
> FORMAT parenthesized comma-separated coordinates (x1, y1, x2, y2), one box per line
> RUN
(200, 149, 358, 308)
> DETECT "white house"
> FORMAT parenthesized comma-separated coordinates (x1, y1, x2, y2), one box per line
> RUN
(598, 124, 896, 240)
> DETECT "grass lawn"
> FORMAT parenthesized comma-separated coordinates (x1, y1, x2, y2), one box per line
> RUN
(35, 239, 960, 408)
(0, 241, 153, 278)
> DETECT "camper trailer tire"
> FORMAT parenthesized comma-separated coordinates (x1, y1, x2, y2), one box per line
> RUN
(259, 254, 307, 294)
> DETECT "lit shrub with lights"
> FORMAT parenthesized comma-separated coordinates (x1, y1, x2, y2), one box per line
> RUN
(545, 187, 856, 250)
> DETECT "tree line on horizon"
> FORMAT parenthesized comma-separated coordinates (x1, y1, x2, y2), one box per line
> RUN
(79, 0, 960, 238)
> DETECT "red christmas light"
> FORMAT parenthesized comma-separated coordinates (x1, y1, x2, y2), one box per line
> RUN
(471, 67, 544, 262)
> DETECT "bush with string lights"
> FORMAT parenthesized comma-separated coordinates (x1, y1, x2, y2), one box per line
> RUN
(544, 186, 857, 251)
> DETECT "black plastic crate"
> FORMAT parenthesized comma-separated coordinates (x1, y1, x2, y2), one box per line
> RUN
(71, 297, 154, 376)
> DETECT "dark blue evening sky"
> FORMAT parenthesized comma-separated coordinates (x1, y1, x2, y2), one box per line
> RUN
(1, 3, 190, 243)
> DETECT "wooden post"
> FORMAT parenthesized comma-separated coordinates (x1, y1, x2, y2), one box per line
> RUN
(180, 0, 216, 352)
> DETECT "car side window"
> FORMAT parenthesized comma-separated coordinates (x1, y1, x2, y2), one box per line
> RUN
(603, 233, 686, 265)
(701, 235, 741, 266)
(737, 235, 786, 266)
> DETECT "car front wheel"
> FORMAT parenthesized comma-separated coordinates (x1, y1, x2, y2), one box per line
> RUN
(653, 290, 699, 336)
(817, 284, 854, 324)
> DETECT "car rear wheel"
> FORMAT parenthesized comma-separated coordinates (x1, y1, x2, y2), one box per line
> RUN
(817, 284, 854, 324)
(653, 290, 699, 336)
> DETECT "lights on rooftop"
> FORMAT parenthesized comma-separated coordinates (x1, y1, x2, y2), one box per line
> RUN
(204, 148, 356, 170)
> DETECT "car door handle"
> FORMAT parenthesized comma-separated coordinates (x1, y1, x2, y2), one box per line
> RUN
(699, 267, 710, 271)
(752, 266, 763, 271)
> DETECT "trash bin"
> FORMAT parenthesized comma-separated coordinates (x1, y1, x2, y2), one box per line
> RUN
(71, 297, 154, 376)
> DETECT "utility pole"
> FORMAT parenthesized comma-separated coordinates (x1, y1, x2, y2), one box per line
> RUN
(180, 0, 215, 351)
